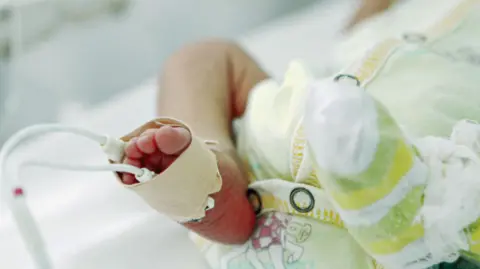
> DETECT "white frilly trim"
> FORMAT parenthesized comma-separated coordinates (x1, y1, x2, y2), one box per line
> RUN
(416, 119, 480, 264)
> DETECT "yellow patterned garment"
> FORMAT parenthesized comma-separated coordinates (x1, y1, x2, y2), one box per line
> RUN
(190, 1, 480, 268)
(305, 1, 480, 267)
(191, 62, 379, 269)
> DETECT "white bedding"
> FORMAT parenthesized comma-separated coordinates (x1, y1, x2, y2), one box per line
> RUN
(0, 1, 357, 268)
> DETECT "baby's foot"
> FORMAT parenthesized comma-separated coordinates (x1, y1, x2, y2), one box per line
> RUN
(121, 123, 256, 244)
(121, 125, 191, 184)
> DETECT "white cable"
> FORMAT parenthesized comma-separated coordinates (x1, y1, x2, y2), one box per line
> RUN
(10, 188, 52, 269)
(23, 160, 143, 175)
(0, 124, 107, 199)
(0, 125, 100, 269)
(0, 123, 154, 269)
(0, 124, 107, 269)
(22, 160, 155, 183)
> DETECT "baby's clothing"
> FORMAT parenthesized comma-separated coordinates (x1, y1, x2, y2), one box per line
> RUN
(189, 0, 480, 268)
(190, 180, 376, 269)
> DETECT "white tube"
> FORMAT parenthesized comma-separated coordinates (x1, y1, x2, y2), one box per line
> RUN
(0, 123, 154, 269)
(9, 189, 52, 269)
(22, 160, 142, 175)
(0, 124, 107, 198)
(0, 124, 108, 269)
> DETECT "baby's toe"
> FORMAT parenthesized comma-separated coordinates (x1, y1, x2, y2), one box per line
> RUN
(136, 130, 157, 154)
(122, 158, 142, 184)
(144, 153, 163, 173)
(125, 137, 143, 159)
(155, 126, 191, 155)
(121, 125, 191, 182)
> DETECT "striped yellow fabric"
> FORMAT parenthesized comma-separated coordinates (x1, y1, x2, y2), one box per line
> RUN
(309, 91, 427, 255)
(310, 1, 480, 267)
(356, 189, 423, 240)
(312, 96, 423, 204)
(327, 137, 415, 210)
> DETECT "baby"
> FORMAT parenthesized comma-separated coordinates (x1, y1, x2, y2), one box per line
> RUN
(115, 0, 480, 268)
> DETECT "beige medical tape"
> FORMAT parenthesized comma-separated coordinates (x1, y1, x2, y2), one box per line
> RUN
(113, 117, 223, 223)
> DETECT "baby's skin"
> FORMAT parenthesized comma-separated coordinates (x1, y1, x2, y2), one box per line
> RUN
(120, 125, 257, 244)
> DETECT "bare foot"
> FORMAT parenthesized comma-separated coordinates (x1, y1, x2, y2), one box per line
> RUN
(120, 125, 256, 244)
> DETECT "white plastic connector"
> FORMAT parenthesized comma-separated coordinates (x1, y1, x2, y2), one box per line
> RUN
(206, 196, 215, 211)
(101, 136, 126, 162)
(135, 167, 156, 183)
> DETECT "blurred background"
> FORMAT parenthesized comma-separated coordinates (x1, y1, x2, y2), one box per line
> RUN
(0, 0, 317, 143)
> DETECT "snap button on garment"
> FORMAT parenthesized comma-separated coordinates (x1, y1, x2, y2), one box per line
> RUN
(333, 74, 361, 86)
(247, 188, 263, 215)
(290, 187, 315, 213)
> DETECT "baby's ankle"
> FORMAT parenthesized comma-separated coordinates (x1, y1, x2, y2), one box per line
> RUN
(184, 151, 256, 244)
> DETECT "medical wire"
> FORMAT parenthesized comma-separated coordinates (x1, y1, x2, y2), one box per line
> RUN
(0, 124, 154, 269)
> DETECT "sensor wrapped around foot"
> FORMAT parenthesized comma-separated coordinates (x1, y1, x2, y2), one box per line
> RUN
(113, 118, 222, 223)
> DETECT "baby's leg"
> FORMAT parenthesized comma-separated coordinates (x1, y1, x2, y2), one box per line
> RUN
(120, 125, 257, 244)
